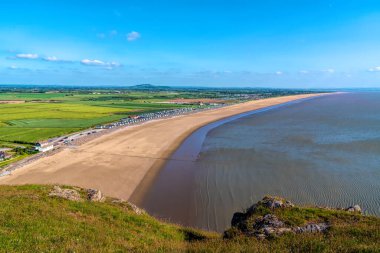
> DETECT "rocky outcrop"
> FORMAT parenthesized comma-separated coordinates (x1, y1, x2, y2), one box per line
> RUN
(87, 189, 105, 202)
(227, 196, 330, 239)
(345, 205, 362, 213)
(49, 185, 146, 215)
(49, 186, 82, 201)
(232, 196, 295, 230)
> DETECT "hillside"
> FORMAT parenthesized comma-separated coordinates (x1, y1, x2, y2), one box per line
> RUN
(0, 185, 379, 252)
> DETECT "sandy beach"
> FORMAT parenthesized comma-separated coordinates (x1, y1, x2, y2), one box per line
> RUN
(0, 94, 325, 202)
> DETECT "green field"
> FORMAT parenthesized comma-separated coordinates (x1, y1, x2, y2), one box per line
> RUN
(0, 86, 317, 167)
(0, 92, 185, 145)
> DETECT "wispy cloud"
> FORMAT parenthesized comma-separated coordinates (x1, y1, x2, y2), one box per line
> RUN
(15, 53, 39, 59)
(81, 59, 106, 66)
(275, 71, 283, 75)
(80, 59, 121, 69)
(8, 65, 18, 70)
(324, 68, 335, 73)
(42, 56, 71, 63)
(110, 30, 118, 36)
(368, 66, 380, 72)
(127, 31, 141, 41)
(299, 70, 309, 74)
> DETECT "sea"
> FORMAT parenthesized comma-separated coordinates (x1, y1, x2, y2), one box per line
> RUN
(141, 92, 380, 232)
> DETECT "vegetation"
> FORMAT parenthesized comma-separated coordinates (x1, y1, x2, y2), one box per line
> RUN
(0, 85, 318, 146)
(0, 185, 378, 252)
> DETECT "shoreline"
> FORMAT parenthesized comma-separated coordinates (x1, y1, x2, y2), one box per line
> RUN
(129, 94, 330, 205)
(0, 93, 329, 202)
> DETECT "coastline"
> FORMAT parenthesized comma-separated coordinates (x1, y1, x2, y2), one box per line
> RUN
(129, 93, 330, 205)
(0, 93, 329, 202)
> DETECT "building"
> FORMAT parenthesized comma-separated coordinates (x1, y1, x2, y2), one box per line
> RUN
(129, 115, 140, 120)
(34, 142, 54, 152)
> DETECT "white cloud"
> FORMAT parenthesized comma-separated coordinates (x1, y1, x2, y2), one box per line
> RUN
(108, 61, 121, 67)
(127, 31, 141, 41)
(42, 56, 72, 63)
(16, 53, 39, 59)
(80, 59, 121, 69)
(299, 70, 309, 74)
(324, 68, 335, 73)
(9, 65, 18, 69)
(81, 59, 106, 66)
(368, 66, 380, 72)
(43, 56, 60, 62)
(275, 71, 283, 75)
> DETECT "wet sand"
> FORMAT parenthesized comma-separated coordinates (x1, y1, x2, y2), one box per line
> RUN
(0, 94, 325, 201)
(142, 92, 380, 232)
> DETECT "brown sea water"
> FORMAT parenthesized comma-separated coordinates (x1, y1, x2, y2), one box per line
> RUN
(141, 92, 380, 232)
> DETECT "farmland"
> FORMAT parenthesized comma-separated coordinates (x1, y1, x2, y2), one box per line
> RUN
(0, 91, 186, 146)
(0, 85, 319, 167)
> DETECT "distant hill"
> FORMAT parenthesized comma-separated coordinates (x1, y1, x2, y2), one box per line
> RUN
(128, 84, 172, 90)
(0, 185, 379, 252)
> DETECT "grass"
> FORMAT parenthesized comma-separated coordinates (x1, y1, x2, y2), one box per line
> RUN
(0, 90, 222, 168)
(0, 185, 378, 252)
(0, 154, 29, 167)
(0, 92, 187, 144)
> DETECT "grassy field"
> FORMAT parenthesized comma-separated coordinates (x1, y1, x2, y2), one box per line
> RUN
(0, 92, 187, 145)
(0, 185, 378, 252)
(0, 86, 318, 167)
(0, 85, 318, 146)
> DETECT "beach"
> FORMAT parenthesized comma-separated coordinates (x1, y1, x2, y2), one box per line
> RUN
(0, 93, 324, 201)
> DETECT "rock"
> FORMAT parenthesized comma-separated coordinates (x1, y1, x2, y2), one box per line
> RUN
(231, 212, 247, 227)
(228, 196, 330, 239)
(255, 214, 285, 229)
(294, 223, 329, 233)
(261, 196, 294, 209)
(285, 200, 295, 207)
(255, 233, 266, 240)
(87, 189, 105, 202)
(111, 199, 146, 215)
(49, 186, 82, 201)
(345, 205, 362, 213)
(128, 203, 146, 215)
(254, 214, 292, 237)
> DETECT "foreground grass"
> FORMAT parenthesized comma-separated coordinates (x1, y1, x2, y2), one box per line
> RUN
(0, 185, 379, 252)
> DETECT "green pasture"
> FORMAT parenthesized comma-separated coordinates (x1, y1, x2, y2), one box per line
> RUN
(0, 92, 184, 144)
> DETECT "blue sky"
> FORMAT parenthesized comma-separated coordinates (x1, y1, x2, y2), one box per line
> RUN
(1, 0, 380, 88)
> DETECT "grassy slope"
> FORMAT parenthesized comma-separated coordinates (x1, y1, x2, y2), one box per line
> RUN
(0, 185, 379, 253)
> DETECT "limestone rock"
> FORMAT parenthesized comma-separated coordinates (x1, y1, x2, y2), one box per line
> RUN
(294, 223, 329, 233)
(345, 205, 362, 213)
(128, 203, 146, 215)
(255, 214, 285, 229)
(87, 189, 105, 202)
(261, 196, 295, 209)
(227, 196, 329, 239)
(49, 186, 82, 201)
(111, 199, 146, 215)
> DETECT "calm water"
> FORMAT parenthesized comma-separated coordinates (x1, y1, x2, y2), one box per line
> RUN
(141, 92, 380, 232)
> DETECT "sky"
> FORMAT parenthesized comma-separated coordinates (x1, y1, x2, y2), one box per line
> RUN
(1, 0, 380, 88)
